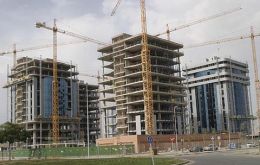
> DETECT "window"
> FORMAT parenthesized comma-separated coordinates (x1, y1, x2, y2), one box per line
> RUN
(222, 97, 225, 109)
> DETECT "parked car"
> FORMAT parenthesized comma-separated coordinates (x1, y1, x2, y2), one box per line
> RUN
(203, 144, 218, 151)
(246, 143, 256, 148)
(189, 146, 203, 152)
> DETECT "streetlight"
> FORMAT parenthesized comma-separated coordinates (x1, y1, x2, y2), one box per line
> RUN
(86, 83, 90, 159)
(174, 106, 179, 151)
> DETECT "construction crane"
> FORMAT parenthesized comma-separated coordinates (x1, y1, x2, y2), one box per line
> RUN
(154, 7, 242, 40)
(36, 20, 107, 143)
(111, 0, 155, 135)
(184, 27, 260, 145)
(185, 31, 260, 48)
(36, 22, 107, 46)
(111, 0, 122, 16)
(79, 72, 111, 81)
(0, 40, 86, 67)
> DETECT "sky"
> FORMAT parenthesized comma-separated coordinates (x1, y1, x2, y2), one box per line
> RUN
(0, 0, 260, 131)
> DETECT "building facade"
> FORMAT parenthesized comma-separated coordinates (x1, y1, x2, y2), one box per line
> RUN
(183, 57, 253, 134)
(79, 82, 100, 144)
(5, 57, 99, 146)
(98, 33, 186, 138)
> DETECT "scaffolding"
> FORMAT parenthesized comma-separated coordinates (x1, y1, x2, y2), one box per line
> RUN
(4, 57, 100, 146)
(98, 33, 186, 136)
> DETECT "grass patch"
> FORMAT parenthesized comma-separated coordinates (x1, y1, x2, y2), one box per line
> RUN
(13, 145, 135, 158)
(0, 157, 183, 165)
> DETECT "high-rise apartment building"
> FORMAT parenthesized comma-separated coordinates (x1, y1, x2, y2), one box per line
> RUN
(183, 57, 253, 134)
(5, 57, 99, 146)
(98, 33, 186, 137)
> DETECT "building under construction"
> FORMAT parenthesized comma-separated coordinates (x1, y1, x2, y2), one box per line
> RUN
(98, 33, 186, 138)
(5, 57, 99, 146)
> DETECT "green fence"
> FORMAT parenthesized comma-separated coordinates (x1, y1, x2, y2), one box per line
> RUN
(13, 145, 134, 159)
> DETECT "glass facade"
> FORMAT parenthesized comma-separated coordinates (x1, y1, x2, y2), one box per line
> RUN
(43, 77, 78, 118)
(195, 83, 218, 133)
(184, 58, 251, 134)
(194, 69, 217, 78)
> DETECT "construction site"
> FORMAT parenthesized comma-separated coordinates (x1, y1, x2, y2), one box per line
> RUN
(4, 57, 99, 146)
(98, 33, 186, 137)
(0, 0, 260, 158)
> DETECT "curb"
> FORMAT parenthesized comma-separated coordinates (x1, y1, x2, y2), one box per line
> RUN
(176, 160, 190, 165)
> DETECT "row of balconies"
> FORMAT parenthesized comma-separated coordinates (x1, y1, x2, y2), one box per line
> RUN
(99, 71, 184, 85)
(99, 42, 182, 63)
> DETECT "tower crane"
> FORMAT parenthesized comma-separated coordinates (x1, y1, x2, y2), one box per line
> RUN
(111, 0, 122, 16)
(111, 1, 243, 135)
(36, 22, 107, 46)
(184, 31, 260, 49)
(184, 27, 260, 147)
(0, 40, 86, 67)
(35, 19, 107, 143)
(111, 0, 154, 135)
(155, 7, 242, 40)
(79, 72, 111, 81)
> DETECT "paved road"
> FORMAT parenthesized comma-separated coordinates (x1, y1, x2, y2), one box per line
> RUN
(181, 151, 260, 165)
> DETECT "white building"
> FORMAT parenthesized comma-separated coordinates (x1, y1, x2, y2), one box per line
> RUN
(183, 57, 253, 134)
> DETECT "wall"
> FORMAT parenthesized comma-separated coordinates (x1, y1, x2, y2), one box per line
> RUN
(97, 133, 240, 153)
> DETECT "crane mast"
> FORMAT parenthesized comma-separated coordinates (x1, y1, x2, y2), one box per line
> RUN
(52, 19, 60, 143)
(140, 0, 154, 135)
(110, 1, 242, 135)
(36, 19, 106, 143)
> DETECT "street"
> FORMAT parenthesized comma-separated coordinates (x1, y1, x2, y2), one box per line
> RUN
(180, 149, 260, 165)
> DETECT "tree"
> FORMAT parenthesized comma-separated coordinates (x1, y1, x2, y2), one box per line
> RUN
(0, 122, 30, 143)
(0, 122, 30, 160)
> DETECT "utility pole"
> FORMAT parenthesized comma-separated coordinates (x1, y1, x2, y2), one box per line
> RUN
(174, 106, 179, 151)
(250, 26, 260, 152)
(6, 64, 9, 122)
(185, 64, 192, 134)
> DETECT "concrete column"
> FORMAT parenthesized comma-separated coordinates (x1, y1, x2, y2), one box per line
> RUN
(191, 88, 198, 133)
(136, 115, 141, 135)
(215, 83, 223, 131)
(39, 57, 43, 144)
(177, 115, 182, 134)
(33, 124, 36, 146)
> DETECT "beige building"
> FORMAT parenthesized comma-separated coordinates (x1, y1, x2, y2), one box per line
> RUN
(98, 33, 186, 138)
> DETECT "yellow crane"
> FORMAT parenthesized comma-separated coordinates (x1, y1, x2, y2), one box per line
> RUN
(111, 0, 154, 135)
(154, 7, 242, 40)
(140, 0, 154, 135)
(0, 40, 86, 67)
(184, 27, 260, 144)
(110, 1, 242, 135)
(185, 30, 260, 48)
(36, 20, 106, 143)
